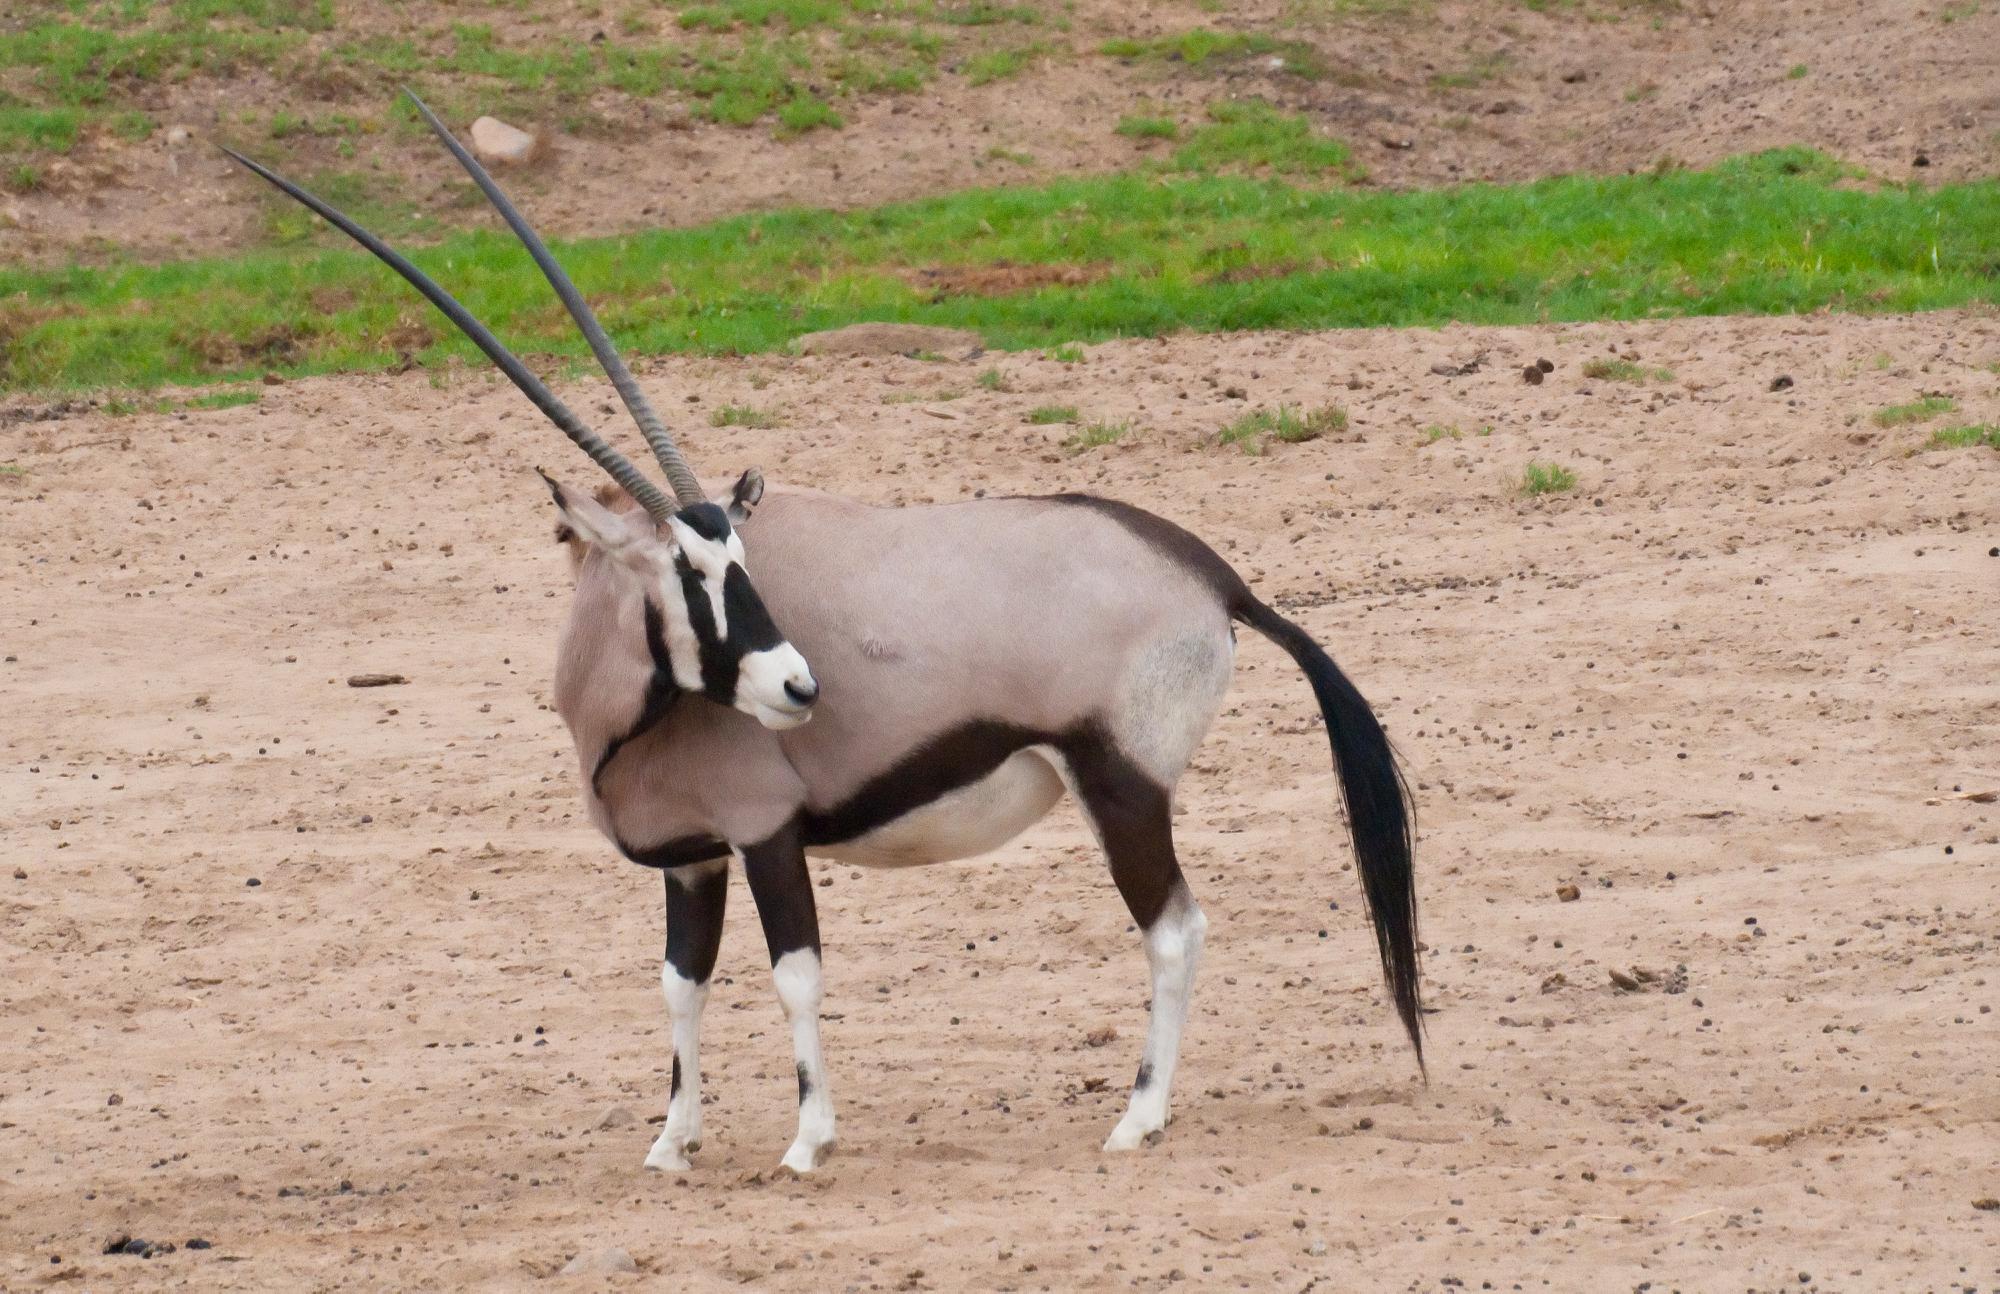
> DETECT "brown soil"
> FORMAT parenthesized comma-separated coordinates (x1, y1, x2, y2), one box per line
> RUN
(4, 0, 1996, 267)
(3, 310, 1997, 1289)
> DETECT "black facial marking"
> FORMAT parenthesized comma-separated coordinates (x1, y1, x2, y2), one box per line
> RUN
(739, 820, 819, 964)
(675, 501, 732, 543)
(679, 566, 738, 704)
(722, 564, 785, 653)
(1134, 1061, 1155, 1092)
(591, 598, 681, 797)
(796, 1062, 812, 1105)
(664, 861, 729, 986)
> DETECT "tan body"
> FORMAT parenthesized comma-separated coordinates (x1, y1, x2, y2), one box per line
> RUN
(562, 487, 1239, 866)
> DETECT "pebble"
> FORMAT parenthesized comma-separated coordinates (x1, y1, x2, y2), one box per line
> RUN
(1555, 883, 1580, 902)
(470, 116, 539, 165)
(560, 1247, 638, 1275)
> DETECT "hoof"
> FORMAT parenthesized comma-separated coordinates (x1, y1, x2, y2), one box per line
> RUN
(778, 1139, 834, 1174)
(1103, 1119, 1166, 1153)
(644, 1134, 695, 1173)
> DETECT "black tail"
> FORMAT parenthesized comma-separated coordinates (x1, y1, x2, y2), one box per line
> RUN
(1234, 597, 1423, 1071)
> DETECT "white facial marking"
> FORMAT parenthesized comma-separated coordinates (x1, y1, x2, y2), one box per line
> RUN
(772, 948, 836, 1173)
(737, 643, 817, 730)
(653, 571, 706, 693)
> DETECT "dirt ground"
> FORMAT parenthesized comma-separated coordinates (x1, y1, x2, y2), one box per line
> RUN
(6, 0, 1996, 266)
(2, 309, 1997, 1290)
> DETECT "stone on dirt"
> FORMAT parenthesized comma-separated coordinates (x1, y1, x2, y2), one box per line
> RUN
(561, 1247, 639, 1275)
(470, 116, 539, 166)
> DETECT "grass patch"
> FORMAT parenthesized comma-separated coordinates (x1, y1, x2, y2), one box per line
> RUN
(1065, 419, 1129, 451)
(1521, 461, 1577, 495)
(1219, 403, 1344, 452)
(1926, 423, 1999, 450)
(1115, 114, 1179, 141)
(965, 41, 1048, 85)
(1420, 423, 1460, 443)
(1047, 342, 1085, 363)
(1582, 356, 1673, 383)
(709, 402, 783, 427)
(776, 95, 842, 134)
(1872, 395, 1957, 427)
(8, 150, 2000, 391)
(1099, 29, 1323, 77)
(1431, 51, 1509, 90)
(1786, 63, 1809, 79)
(1171, 99, 1357, 178)
(977, 366, 1010, 391)
(1027, 404, 1079, 424)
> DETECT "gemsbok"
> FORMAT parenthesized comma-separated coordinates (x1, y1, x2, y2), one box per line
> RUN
(225, 93, 1421, 1174)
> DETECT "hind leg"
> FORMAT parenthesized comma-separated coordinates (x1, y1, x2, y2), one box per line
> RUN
(1063, 738, 1208, 1152)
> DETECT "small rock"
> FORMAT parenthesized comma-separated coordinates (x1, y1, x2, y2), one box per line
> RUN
(560, 1247, 638, 1275)
(165, 125, 192, 148)
(12, 867, 23, 879)
(470, 116, 540, 166)
(1084, 1026, 1118, 1048)
(1608, 968, 1641, 992)
(246, 877, 261, 887)
(186, 1238, 213, 1249)
(1379, 136, 1414, 150)
(1560, 69, 1588, 83)
(1222, 385, 1247, 400)
(1913, 153, 1930, 168)
(107, 1093, 123, 1106)
(262, 372, 286, 386)
(1521, 364, 1544, 385)
(597, 1106, 639, 1131)
(347, 673, 408, 688)
(1769, 374, 1794, 391)
(1555, 883, 1580, 902)
(1973, 1197, 1998, 1211)
(1540, 972, 1568, 994)
(1537, 358, 1554, 373)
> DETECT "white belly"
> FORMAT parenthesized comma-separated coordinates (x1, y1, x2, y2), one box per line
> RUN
(808, 747, 1066, 868)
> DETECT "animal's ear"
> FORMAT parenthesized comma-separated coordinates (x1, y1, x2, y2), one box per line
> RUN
(726, 467, 764, 524)
(538, 470, 662, 566)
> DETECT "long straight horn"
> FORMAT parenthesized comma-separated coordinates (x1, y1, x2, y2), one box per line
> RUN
(403, 90, 707, 509)
(221, 147, 678, 525)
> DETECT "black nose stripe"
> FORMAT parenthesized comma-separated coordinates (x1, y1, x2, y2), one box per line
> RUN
(722, 564, 785, 653)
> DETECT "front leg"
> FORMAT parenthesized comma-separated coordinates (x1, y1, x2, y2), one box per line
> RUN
(645, 858, 727, 1172)
(740, 821, 836, 1173)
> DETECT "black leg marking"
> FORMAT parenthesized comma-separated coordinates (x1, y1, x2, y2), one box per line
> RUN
(671, 1054, 683, 1098)
(664, 863, 728, 986)
(740, 819, 819, 962)
(797, 1062, 812, 1105)
(1058, 726, 1184, 931)
(1134, 1061, 1155, 1091)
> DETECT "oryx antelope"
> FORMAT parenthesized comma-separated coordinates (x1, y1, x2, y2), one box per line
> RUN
(227, 94, 1422, 1174)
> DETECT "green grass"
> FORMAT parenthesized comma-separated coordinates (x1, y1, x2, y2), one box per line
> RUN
(976, 366, 1009, 391)
(1098, 29, 1322, 77)
(1171, 99, 1358, 177)
(1420, 422, 1460, 443)
(1872, 395, 1957, 427)
(104, 388, 262, 416)
(1115, 114, 1179, 141)
(1521, 461, 1577, 495)
(1787, 63, 1809, 80)
(1219, 403, 1345, 452)
(7, 149, 2000, 392)
(965, 41, 1047, 85)
(1027, 404, 1079, 424)
(1047, 342, 1086, 363)
(1431, 51, 1508, 90)
(1926, 423, 1999, 450)
(1581, 356, 1674, 383)
(1065, 419, 1129, 451)
(709, 402, 783, 427)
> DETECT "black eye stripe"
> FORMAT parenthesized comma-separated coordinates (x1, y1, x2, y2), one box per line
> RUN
(723, 564, 785, 652)
(679, 567, 738, 704)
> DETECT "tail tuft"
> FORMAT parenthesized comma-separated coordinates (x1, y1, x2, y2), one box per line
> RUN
(1234, 597, 1423, 1070)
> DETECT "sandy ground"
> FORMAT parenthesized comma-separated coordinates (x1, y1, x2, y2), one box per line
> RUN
(6, 0, 1996, 266)
(2, 310, 1999, 1291)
